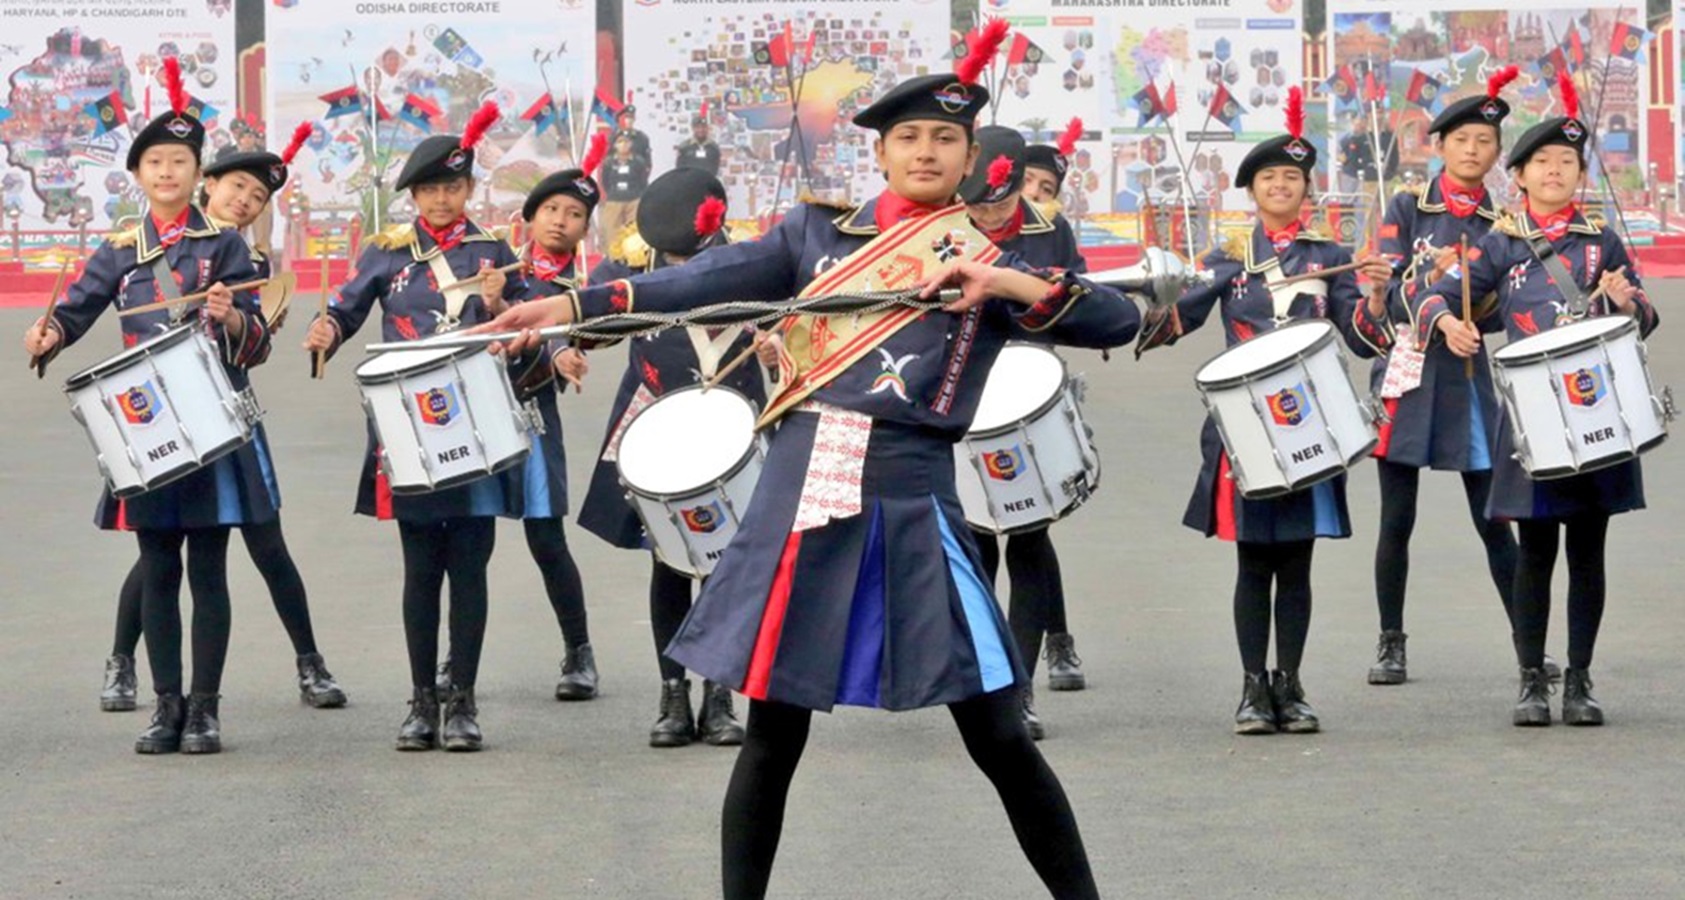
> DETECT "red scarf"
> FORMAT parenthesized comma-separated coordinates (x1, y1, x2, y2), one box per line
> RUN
(418, 216, 469, 252)
(979, 204, 1025, 244)
(1440, 172, 1486, 219)
(1264, 218, 1302, 254)
(528, 244, 575, 283)
(151, 207, 190, 248)
(1526, 200, 1576, 242)
(873, 190, 947, 233)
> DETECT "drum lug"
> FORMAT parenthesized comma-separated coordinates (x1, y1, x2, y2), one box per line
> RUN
(1070, 374, 1088, 404)
(231, 388, 265, 427)
(521, 399, 546, 436)
(1660, 386, 1679, 423)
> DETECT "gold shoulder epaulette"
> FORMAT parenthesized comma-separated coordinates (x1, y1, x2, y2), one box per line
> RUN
(611, 226, 651, 268)
(1031, 197, 1064, 220)
(1395, 182, 1425, 198)
(1215, 231, 1247, 262)
(105, 226, 139, 248)
(1493, 213, 1524, 238)
(369, 223, 416, 250)
(795, 190, 850, 211)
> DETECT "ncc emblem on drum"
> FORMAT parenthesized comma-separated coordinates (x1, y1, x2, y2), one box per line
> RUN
(118, 382, 162, 425)
(680, 501, 724, 533)
(1267, 384, 1311, 427)
(983, 445, 1025, 481)
(1563, 366, 1608, 407)
(415, 385, 460, 426)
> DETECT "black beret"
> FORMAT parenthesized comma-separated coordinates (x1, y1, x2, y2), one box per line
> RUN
(394, 134, 475, 191)
(1236, 134, 1316, 190)
(202, 150, 288, 193)
(522, 168, 601, 221)
(636, 167, 727, 256)
(960, 126, 1026, 205)
(852, 74, 989, 133)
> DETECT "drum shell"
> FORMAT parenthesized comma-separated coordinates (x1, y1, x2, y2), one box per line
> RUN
(63, 325, 254, 497)
(1195, 321, 1376, 499)
(1492, 316, 1667, 479)
(355, 346, 530, 495)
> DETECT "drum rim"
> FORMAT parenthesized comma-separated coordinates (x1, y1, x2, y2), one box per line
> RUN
(353, 341, 486, 384)
(968, 342, 1070, 437)
(1194, 319, 1337, 390)
(617, 383, 761, 499)
(63, 325, 200, 390)
(1492, 315, 1638, 368)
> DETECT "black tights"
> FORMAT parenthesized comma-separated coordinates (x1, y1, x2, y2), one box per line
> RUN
(1374, 460, 1517, 632)
(398, 518, 496, 689)
(650, 559, 695, 681)
(1234, 540, 1315, 674)
(136, 527, 232, 696)
(976, 529, 1067, 677)
(1513, 515, 1609, 671)
(114, 519, 319, 658)
(721, 689, 1097, 900)
(523, 519, 590, 649)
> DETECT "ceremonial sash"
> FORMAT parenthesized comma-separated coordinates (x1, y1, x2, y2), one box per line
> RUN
(757, 205, 999, 428)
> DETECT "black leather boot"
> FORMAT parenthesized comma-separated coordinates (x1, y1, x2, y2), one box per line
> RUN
(181, 693, 223, 754)
(135, 692, 186, 754)
(1022, 685, 1046, 741)
(1367, 630, 1408, 685)
(297, 653, 348, 708)
(1513, 667, 1552, 727)
(1044, 633, 1086, 691)
(698, 680, 745, 746)
(555, 643, 599, 701)
(441, 687, 483, 752)
(1561, 668, 1604, 726)
(396, 686, 440, 751)
(101, 654, 138, 712)
(649, 678, 696, 748)
(1270, 670, 1321, 733)
(1543, 654, 1563, 683)
(1234, 672, 1276, 735)
(435, 658, 453, 694)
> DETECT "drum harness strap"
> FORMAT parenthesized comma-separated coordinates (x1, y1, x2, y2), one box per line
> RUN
(427, 253, 477, 334)
(151, 258, 189, 326)
(1523, 233, 1592, 320)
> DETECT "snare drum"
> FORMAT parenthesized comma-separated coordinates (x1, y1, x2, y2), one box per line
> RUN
(956, 343, 1100, 534)
(65, 324, 260, 497)
(355, 343, 531, 495)
(1491, 316, 1667, 479)
(1194, 320, 1377, 499)
(617, 385, 765, 578)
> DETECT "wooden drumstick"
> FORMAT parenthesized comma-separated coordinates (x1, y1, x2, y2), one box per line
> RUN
(29, 258, 74, 377)
(1270, 258, 1367, 289)
(115, 278, 270, 318)
(436, 260, 525, 294)
(1460, 234, 1473, 379)
(704, 341, 760, 391)
(313, 252, 330, 380)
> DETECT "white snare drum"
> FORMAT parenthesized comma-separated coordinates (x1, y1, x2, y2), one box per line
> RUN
(65, 325, 260, 498)
(956, 343, 1101, 534)
(1492, 315, 1667, 479)
(1194, 320, 1377, 499)
(617, 385, 765, 579)
(355, 343, 531, 494)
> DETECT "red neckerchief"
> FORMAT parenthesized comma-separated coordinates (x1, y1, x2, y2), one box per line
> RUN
(979, 204, 1025, 244)
(418, 216, 469, 252)
(528, 244, 575, 283)
(1264, 218, 1302, 254)
(1526, 200, 1576, 242)
(151, 207, 191, 247)
(1440, 172, 1486, 219)
(873, 189, 947, 233)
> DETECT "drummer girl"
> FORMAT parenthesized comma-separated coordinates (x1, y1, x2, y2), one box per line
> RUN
(479, 26, 1138, 895)
(303, 104, 525, 752)
(1413, 73, 1657, 727)
(1138, 88, 1395, 735)
(23, 60, 271, 755)
(573, 167, 759, 748)
(99, 123, 349, 715)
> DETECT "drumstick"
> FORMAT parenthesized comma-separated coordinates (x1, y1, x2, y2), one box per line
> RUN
(437, 260, 525, 294)
(1269, 258, 1367, 289)
(704, 341, 759, 391)
(1460, 235, 1473, 379)
(29, 258, 74, 377)
(313, 252, 329, 380)
(115, 278, 270, 318)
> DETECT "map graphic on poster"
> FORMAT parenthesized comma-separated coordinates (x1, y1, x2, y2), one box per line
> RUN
(621, 0, 950, 216)
(267, 0, 594, 236)
(0, 1, 237, 250)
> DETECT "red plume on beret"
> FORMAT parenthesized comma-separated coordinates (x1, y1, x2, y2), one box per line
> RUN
(1056, 118, 1083, 157)
(461, 101, 499, 151)
(694, 195, 726, 236)
(1285, 86, 1304, 140)
(986, 154, 1014, 190)
(1486, 65, 1520, 99)
(279, 122, 313, 166)
(1557, 69, 1579, 120)
(580, 130, 608, 177)
(162, 57, 188, 117)
(956, 18, 1010, 87)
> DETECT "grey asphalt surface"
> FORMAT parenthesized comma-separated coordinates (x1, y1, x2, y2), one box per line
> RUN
(3, 286, 1684, 900)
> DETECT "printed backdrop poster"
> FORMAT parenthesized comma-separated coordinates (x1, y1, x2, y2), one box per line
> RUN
(0, 0, 238, 251)
(268, 0, 594, 239)
(620, 0, 951, 216)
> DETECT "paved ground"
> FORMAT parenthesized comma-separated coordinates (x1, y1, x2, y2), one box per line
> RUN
(3, 287, 1684, 900)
